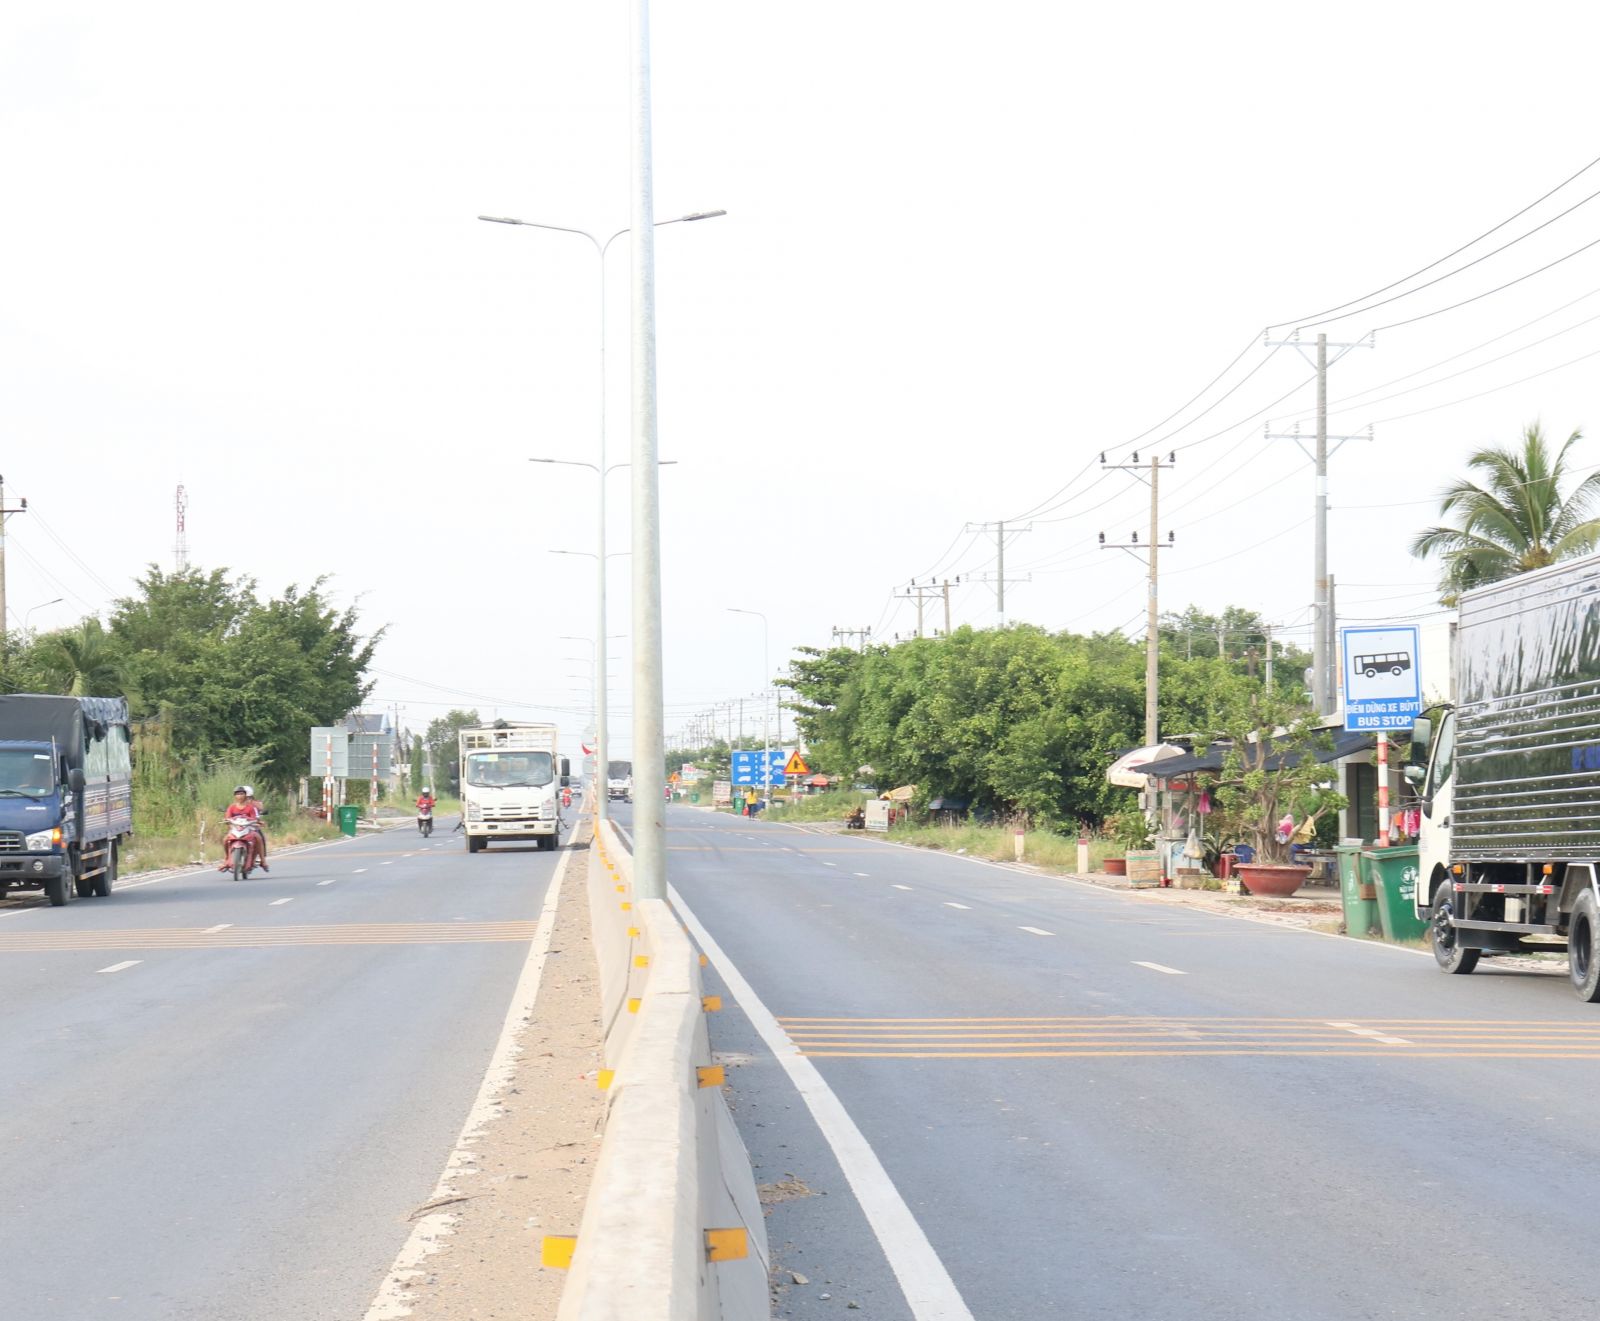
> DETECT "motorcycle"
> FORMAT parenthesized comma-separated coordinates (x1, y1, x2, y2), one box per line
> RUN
(417, 803, 434, 837)
(561, 788, 572, 810)
(225, 817, 264, 881)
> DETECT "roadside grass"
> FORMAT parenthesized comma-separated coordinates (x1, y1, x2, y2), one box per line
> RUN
(768, 789, 867, 822)
(887, 820, 1120, 872)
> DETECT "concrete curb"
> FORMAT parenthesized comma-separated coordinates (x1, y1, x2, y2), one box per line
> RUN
(555, 821, 769, 1321)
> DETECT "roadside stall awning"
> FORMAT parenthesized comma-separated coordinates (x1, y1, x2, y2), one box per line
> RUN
(1141, 731, 1374, 779)
(1105, 743, 1188, 788)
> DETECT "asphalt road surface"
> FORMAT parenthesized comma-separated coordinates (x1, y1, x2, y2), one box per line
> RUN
(0, 811, 573, 1321)
(625, 802, 1600, 1321)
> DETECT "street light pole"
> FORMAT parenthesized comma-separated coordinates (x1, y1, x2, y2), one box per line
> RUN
(481, 214, 721, 836)
(728, 608, 771, 807)
(23, 597, 63, 637)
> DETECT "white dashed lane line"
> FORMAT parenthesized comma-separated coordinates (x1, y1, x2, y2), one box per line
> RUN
(353, 868, 368, 874)
(1133, 960, 1186, 975)
(270, 898, 294, 906)
(202, 924, 232, 934)
(854, 872, 870, 878)
(944, 902, 972, 910)
(892, 884, 913, 891)
(1020, 926, 1054, 936)
(98, 961, 141, 974)
(317, 879, 337, 886)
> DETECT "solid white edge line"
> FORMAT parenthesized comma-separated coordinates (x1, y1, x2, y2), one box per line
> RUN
(98, 960, 141, 974)
(1133, 960, 1187, 975)
(361, 839, 570, 1321)
(671, 882, 976, 1321)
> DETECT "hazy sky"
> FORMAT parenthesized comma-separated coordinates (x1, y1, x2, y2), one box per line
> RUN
(6, 2, 1600, 759)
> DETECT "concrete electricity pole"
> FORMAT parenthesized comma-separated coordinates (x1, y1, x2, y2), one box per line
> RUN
(831, 625, 873, 652)
(0, 476, 27, 649)
(965, 521, 1031, 625)
(1263, 330, 1373, 715)
(1100, 452, 1176, 748)
(895, 582, 944, 638)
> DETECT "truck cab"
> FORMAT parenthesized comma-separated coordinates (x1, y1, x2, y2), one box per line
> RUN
(606, 760, 633, 803)
(1407, 708, 1456, 921)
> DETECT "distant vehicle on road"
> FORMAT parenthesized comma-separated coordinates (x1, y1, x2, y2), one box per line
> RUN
(0, 695, 132, 907)
(607, 760, 633, 803)
(1409, 550, 1600, 999)
(459, 721, 570, 853)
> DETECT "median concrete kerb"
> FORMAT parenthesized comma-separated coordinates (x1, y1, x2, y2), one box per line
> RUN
(560, 859, 701, 1321)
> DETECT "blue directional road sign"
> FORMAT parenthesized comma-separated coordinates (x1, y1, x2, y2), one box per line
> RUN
(1342, 625, 1422, 732)
(730, 748, 788, 786)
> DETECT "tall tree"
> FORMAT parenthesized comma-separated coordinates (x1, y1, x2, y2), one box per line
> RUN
(425, 709, 481, 792)
(1411, 423, 1600, 601)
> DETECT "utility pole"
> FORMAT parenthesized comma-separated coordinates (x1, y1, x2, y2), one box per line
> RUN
(831, 625, 873, 652)
(1100, 451, 1176, 748)
(965, 522, 1031, 624)
(1327, 573, 1338, 710)
(0, 476, 27, 650)
(895, 582, 945, 638)
(1264, 624, 1275, 691)
(1263, 330, 1373, 716)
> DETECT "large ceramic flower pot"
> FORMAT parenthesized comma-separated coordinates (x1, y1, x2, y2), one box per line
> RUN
(1237, 863, 1310, 898)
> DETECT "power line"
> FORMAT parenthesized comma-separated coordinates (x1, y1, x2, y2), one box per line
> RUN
(1376, 230, 1600, 334)
(1267, 150, 1600, 329)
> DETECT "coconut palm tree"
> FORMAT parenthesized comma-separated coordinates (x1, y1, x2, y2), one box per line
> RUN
(34, 619, 125, 697)
(1411, 423, 1600, 602)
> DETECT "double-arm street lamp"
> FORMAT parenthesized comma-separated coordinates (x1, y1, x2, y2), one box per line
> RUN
(480, 210, 723, 825)
(727, 607, 773, 807)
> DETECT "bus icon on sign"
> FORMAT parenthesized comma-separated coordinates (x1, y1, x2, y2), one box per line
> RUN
(1355, 651, 1411, 679)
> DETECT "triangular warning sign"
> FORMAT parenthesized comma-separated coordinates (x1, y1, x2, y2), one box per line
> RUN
(783, 751, 810, 776)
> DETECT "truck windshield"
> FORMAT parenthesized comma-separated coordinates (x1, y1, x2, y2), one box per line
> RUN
(608, 761, 632, 779)
(466, 751, 554, 789)
(0, 749, 56, 798)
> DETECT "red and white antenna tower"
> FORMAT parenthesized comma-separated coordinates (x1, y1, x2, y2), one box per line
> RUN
(175, 484, 189, 573)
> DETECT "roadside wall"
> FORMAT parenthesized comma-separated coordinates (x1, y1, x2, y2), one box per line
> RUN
(555, 820, 768, 1321)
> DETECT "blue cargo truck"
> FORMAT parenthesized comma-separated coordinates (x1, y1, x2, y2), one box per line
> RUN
(0, 695, 133, 907)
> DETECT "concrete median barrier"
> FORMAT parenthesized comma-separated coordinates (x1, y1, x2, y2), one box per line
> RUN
(554, 821, 768, 1320)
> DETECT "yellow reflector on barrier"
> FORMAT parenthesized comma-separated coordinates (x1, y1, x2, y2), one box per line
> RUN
(627, 927, 641, 938)
(634, 954, 650, 968)
(702, 995, 722, 1012)
(621, 902, 632, 911)
(697, 1065, 725, 1088)
(616, 883, 626, 893)
(597, 1069, 614, 1090)
(627, 998, 641, 1014)
(706, 1228, 748, 1262)
(542, 1235, 577, 1269)
(699, 954, 708, 968)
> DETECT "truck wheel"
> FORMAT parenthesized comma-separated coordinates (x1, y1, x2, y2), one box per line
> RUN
(467, 836, 484, 854)
(1432, 879, 1479, 975)
(74, 874, 94, 898)
(1568, 889, 1600, 1002)
(46, 852, 76, 908)
(91, 843, 117, 898)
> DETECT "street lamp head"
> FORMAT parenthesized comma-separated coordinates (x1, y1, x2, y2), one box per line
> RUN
(478, 215, 525, 225)
(679, 209, 727, 222)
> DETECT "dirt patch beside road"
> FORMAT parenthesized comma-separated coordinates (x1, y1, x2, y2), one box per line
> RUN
(397, 837, 606, 1320)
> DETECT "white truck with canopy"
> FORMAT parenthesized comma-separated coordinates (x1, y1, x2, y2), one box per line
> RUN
(458, 721, 569, 853)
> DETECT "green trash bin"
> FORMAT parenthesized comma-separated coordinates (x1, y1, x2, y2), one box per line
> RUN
(1364, 845, 1430, 943)
(337, 804, 361, 837)
(1337, 844, 1378, 937)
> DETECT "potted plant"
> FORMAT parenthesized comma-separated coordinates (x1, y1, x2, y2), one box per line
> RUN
(1102, 804, 1153, 878)
(1209, 684, 1348, 898)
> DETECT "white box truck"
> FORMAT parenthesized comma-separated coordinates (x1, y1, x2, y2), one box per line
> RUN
(607, 759, 633, 803)
(458, 721, 569, 853)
